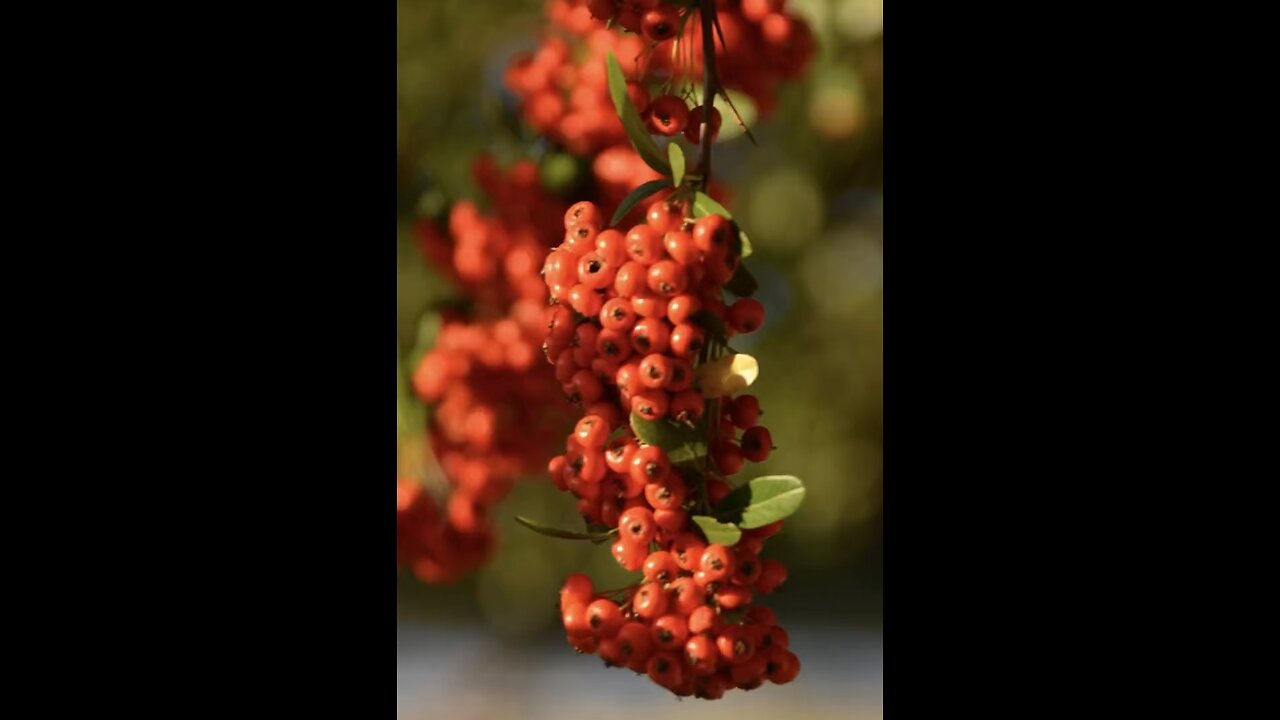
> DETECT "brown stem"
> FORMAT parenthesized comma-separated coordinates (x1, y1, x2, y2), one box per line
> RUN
(694, 0, 719, 191)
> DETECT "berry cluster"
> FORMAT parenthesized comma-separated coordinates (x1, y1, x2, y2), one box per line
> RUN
(400, 161, 576, 584)
(541, 199, 795, 696)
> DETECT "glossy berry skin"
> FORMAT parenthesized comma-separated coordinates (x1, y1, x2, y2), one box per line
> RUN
(712, 442, 745, 476)
(587, 598, 624, 637)
(668, 323, 704, 357)
(716, 625, 754, 665)
(646, 95, 690, 136)
(684, 634, 717, 675)
(631, 317, 671, 355)
(727, 297, 765, 333)
(670, 389, 705, 424)
(562, 602, 591, 634)
(600, 297, 637, 331)
(611, 539, 647, 571)
(691, 214, 733, 257)
(647, 651, 685, 689)
(646, 201, 684, 234)
(633, 582, 669, 620)
(574, 414, 609, 449)
(638, 353, 672, 389)
(668, 576, 705, 615)
(653, 507, 687, 532)
(669, 533, 706, 572)
(616, 621, 653, 668)
(630, 388, 669, 421)
(651, 614, 690, 651)
(618, 506, 656, 545)
(765, 647, 801, 684)
(688, 605, 722, 635)
(666, 293, 701, 324)
(605, 437, 639, 475)
(625, 225, 665, 265)
(684, 105, 723, 143)
(641, 5, 680, 42)
(560, 573, 594, 612)
(643, 550, 681, 584)
(754, 558, 788, 594)
(740, 425, 773, 462)
(644, 474, 686, 510)
(629, 445, 670, 485)
(699, 544, 736, 583)
(647, 260, 689, 296)
(565, 200, 602, 229)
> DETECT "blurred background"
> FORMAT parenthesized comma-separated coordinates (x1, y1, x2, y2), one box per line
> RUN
(397, 1, 882, 717)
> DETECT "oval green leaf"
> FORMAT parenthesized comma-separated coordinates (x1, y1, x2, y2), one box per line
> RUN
(692, 515, 742, 546)
(606, 53, 671, 176)
(715, 475, 806, 529)
(610, 178, 674, 227)
(692, 191, 732, 220)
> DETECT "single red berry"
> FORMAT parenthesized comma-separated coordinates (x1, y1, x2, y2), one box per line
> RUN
(727, 297, 765, 333)
(729, 394, 761, 428)
(647, 260, 689, 297)
(669, 533, 707, 572)
(767, 625, 790, 650)
(712, 441, 745, 476)
(643, 473, 685, 510)
(560, 573, 594, 612)
(732, 552, 763, 586)
(616, 621, 653, 668)
(699, 544, 736, 583)
(684, 633, 717, 675)
(714, 585, 752, 610)
(646, 651, 685, 689)
(665, 358, 693, 392)
(567, 369, 604, 406)
(662, 231, 697, 266)
(605, 436, 639, 475)
(646, 95, 689, 136)
(566, 630, 598, 654)
(746, 520, 784, 540)
(642, 550, 681, 584)
(562, 602, 591, 634)
(630, 317, 671, 355)
(641, 5, 680, 42)
(633, 581, 669, 620)
(765, 647, 800, 684)
(595, 228, 628, 266)
(688, 605, 722, 635)
(614, 260, 647, 295)
(754, 558, 788, 594)
(618, 506, 656, 545)
(577, 253, 616, 291)
(614, 361, 641, 397)
(587, 598, 624, 637)
(715, 625, 754, 665)
(629, 445, 670, 485)
(669, 388, 704, 424)
(691, 214, 732, 256)
(638, 353, 672, 389)
(740, 425, 773, 462)
(600, 297, 637, 331)
(653, 506, 687, 532)
(630, 292, 667, 319)
(611, 538, 647, 571)
(746, 606, 777, 627)
(666, 294, 701, 327)
(646, 200, 683, 234)
(568, 284, 603, 317)
(683, 105, 723, 144)
(565, 221, 599, 254)
(625, 224, 665, 265)
(730, 651, 769, 687)
(565, 201, 602, 230)
(668, 323, 704, 357)
(651, 614, 690, 651)
(595, 328, 633, 363)
(574, 415, 609, 449)
(668, 575, 705, 615)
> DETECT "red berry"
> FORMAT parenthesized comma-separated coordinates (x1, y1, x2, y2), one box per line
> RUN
(633, 582, 669, 620)
(685, 634, 717, 675)
(647, 260, 689, 296)
(668, 575, 705, 615)
(642, 550, 680, 584)
(625, 224, 664, 265)
(688, 605, 722, 635)
(754, 558, 788, 594)
(641, 5, 680, 42)
(727, 297, 765, 333)
(662, 231, 697, 266)
(740, 425, 773, 462)
(670, 388, 704, 424)
(638, 353, 672, 389)
(669, 533, 706, 571)
(714, 585, 752, 609)
(732, 552, 763, 586)
(605, 436, 639, 475)
(630, 292, 667, 319)
(595, 328, 633, 363)
(560, 573, 594, 612)
(729, 394, 761, 427)
(699, 544, 736, 583)
(595, 228, 628, 266)
(629, 445, 670, 484)
(611, 539, 647, 571)
(562, 602, 591, 634)
(565, 201, 602, 230)
(712, 441, 745, 476)
(599, 297, 637, 331)
(614, 260, 647, 295)
(715, 625, 754, 665)
(666, 293, 701, 327)
(646, 95, 689, 136)
(691, 214, 732, 256)
(644, 473, 685, 510)
(730, 652, 768, 687)
(617, 621, 653, 669)
(765, 647, 800, 684)
(668, 323, 704, 357)
(646, 200, 683, 234)
(574, 415, 610, 449)
(565, 221, 599, 254)
(646, 651, 685, 689)
(630, 317, 671, 355)
(618, 506, 656, 545)
(683, 105, 723, 144)
(587, 598, 624, 637)
(651, 614, 689, 651)
(653, 507, 687, 532)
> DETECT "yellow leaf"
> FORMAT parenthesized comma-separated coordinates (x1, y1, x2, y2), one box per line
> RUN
(695, 353, 759, 397)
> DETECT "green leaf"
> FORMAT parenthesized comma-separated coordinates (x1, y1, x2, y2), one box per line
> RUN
(724, 263, 758, 297)
(715, 475, 806, 529)
(692, 515, 742, 546)
(515, 516, 618, 541)
(669, 143, 686, 186)
(631, 411, 703, 451)
(692, 191, 732, 220)
(610, 178, 674, 227)
(606, 53, 671, 176)
(734, 226, 753, 259)
(584, 522, 617, 545)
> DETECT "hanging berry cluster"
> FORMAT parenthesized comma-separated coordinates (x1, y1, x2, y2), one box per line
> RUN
(399, 160, 576, 584)
(535, 193, 803, 697)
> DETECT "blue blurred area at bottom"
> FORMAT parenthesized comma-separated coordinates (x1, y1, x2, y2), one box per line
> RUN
(397, 622, 882, 720)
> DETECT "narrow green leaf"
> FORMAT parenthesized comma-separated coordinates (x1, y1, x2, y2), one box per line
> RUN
(606, 53, 671, 176)
(584, 522, 617, 545)
(715, 475, 806, 529)
(692, 515, 742, 546)
(515, 516, 619, 541)
(669, 143, 686, 187)
(692, 191, 732, 220)
(610, 178, 674, 227)
(724, 263, 758, 297)
(733, 225, 753, 259)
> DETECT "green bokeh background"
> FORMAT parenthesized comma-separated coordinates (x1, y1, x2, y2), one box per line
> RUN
(397, 0, 882, 642)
